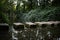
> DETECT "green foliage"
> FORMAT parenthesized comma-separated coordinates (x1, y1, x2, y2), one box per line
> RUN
(1, 0, 60, 23)
(0, 0, 9, 23)
(23, 6, 60, 22)
(0, 12, 9, 23)
(0, 0, 16, 24)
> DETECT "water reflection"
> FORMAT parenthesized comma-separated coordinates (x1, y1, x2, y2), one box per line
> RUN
(11, 22, 60, 40)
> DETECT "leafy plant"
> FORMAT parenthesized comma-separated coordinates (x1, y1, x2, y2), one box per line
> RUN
(23, 6, 60, 22)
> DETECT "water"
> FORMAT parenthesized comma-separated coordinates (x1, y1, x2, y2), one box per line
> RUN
(1, 22, 59, 40)
(11, 27, 47, 40)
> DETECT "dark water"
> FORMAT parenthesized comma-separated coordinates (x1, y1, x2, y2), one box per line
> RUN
(0, 24, 60, 40)
(0, 25, 9, 40)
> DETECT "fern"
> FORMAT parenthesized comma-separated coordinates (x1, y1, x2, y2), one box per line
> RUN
(23, 6, 60, 22)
